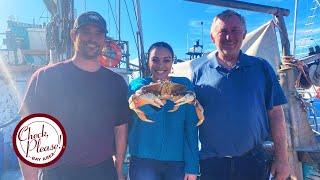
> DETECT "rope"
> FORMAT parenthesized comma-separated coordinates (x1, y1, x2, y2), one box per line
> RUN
(281, 56, 313, 88)
(106, 0, 120, 35)
(123, 0, 139, 55)
(130, 0, 139, 26)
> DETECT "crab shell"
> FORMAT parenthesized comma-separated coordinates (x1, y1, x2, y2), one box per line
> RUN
(129, 79, 204, 126)
(140, 80, 187, 98)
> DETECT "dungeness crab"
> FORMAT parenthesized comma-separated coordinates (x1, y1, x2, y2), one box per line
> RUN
(128, 80, 204, 126)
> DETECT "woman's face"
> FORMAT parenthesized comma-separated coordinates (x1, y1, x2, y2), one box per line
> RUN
(148, 47, 173, 81)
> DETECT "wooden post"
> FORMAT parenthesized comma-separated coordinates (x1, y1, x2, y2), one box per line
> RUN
(277, 14, 319, 179)
(275, 15, 303, 180)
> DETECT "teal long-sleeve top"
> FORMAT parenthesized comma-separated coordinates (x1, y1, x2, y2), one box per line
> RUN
(128, 76, 199, 174)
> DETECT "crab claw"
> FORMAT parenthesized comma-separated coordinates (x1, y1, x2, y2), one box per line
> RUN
(139, 93, 164, 108)
(174, 93, 195, 106)
(169, 92, 195, 112)
(134, 108, 154, 123)
(129, 93, 163, 123)
(194, 100, 204, 126)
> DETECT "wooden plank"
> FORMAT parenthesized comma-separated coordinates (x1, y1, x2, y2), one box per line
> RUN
(185, 0, 290, 16)
(298, 151, 320, 168)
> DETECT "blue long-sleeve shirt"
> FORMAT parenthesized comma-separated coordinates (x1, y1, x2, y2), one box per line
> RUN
(128, 76, 199, 174)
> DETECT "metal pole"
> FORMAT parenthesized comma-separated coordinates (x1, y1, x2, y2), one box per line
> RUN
(135, 0, 146, 76)
(187, 33, 189, 53)
(292, 0, 298, 56)
(201, 21, 204, 51)
(118, 0, 121, 42)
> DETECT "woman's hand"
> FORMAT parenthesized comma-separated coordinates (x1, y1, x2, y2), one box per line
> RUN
(129, 93, 163, 109)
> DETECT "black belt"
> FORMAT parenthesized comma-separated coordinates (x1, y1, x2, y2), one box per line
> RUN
(223, 145, 264, 159)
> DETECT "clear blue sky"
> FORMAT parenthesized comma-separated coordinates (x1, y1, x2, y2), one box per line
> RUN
(0, 0, 319, 59)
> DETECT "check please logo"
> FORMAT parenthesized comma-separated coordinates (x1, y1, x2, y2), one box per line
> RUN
(18, 124, 62, 159)
(13, 114, 67, 167)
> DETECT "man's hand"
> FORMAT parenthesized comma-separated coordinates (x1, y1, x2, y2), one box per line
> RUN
(184, 174, 197, 180)
(114, 154, 126, 180)
(114, 124, 127, 180)
(268, 106, 290, 180)
(270, 159, 290, 180)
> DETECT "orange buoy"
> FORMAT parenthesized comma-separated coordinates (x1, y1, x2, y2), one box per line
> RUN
(98, 40, 122, 67)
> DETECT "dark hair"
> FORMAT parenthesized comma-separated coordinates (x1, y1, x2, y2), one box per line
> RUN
(147, 41, 174, 60)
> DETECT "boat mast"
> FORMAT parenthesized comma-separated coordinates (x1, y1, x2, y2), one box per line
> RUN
(135, 0, 147, 77)
(118, 0, 121, 42)
(292, 0, 298, 56)
(44, 0, 74, 63)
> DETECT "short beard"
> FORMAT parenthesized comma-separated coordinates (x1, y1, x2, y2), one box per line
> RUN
(78, 46, 101, 60)
(81, 51, 100, 60)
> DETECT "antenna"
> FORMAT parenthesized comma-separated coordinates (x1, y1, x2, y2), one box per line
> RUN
(118, 0, 121, 41)
(187, 33, 189, 52)
(201, 21, 204, 50)
(292, 0, 298, 56)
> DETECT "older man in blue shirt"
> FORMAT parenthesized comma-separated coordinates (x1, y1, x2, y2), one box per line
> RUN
(192, 10, 290, 180)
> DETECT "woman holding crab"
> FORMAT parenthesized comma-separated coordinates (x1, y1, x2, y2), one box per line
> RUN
(128, 42, 202, 180)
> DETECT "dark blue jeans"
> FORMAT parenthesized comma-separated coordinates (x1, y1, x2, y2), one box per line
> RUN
(200, 147, 272, 180)
(129, 157, 185, 180)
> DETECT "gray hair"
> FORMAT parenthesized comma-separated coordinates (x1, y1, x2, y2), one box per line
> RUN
(211, 9, 247, 34)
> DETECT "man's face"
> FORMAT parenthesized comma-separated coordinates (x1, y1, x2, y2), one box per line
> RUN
(211, 15, 246, 58)
(72, 24, 106, 60)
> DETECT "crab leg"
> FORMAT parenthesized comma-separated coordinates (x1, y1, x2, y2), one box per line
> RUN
(194, 100, 204, 126)
(129, 93, 163, 109)
(174, 93, 195, 106)
(169, 98, 204, 126)
(129, 93, 163, 123)
(133, 108, 154, 123)
(168, 92, 195, 112)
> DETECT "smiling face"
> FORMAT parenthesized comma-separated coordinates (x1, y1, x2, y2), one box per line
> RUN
(148, 46, 173, 81)
(211, 14, 246, 60)
(71, 24, 106, 60)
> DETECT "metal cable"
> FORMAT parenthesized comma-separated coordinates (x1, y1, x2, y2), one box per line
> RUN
(123, 0, 139, 54)
(106, 0, 120, 35)
(130, 0, 139, 25)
